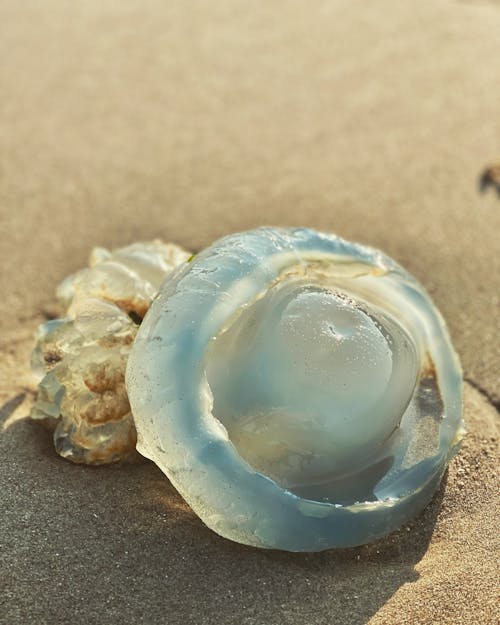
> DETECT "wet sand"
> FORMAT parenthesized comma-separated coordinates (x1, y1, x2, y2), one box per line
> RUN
(1, 1, 499, 624)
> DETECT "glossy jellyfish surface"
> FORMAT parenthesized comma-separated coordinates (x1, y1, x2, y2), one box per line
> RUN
(126, 227, 464, 551)
(30, 240, 191, 464)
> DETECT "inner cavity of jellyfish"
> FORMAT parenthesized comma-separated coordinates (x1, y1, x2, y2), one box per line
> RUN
(205, 276, 421, 504)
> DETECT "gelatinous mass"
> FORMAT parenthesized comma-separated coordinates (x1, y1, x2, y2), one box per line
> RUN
(126, 228, 464, 551)
(30, 241, 191, 463)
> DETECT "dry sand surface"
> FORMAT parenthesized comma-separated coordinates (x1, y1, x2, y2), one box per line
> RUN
(1, 1, 499, 624)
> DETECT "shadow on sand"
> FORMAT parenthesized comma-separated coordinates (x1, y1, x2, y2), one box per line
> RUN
(2, 411, 445, 625)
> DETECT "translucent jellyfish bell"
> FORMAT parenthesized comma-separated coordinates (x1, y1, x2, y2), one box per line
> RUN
(126, 227, 464, 551)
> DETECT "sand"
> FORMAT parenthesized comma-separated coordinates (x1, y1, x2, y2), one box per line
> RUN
(0, 1, 499, 624)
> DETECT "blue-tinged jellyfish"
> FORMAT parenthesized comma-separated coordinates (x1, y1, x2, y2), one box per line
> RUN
(126, 228, 464, 551)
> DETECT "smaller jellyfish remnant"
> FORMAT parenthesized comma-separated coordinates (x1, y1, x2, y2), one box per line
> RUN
(30, 240, 191, 464)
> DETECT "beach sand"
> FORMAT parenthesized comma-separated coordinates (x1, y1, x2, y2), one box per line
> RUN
(1, 1, 499, 623)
